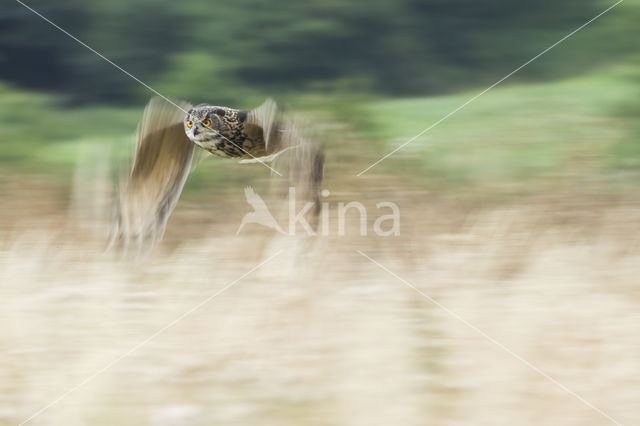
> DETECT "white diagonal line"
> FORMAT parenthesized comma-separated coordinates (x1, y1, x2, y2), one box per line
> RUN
(357, 0, 624, 176)
(14, 0, 283, 177)
(356, 250, 622, 426)
(13, 0, 186, 113)
(18, 250, 283, 426)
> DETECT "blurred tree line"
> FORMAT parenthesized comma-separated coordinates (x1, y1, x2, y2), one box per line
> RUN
(0, 0, 635, 105)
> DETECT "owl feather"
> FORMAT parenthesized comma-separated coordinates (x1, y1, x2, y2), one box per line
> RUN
(111, 96, 323, 253)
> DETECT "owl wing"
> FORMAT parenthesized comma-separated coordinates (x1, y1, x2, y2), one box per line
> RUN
(111, 97, 194, 252)
(245, 98, 278, 151)
(243, 98, 323, 182)
(272, 115, 324, 209)
(244, 99, 324, 226)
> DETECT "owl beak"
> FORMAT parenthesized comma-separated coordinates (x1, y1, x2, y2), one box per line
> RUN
(192, 127, 198, 136)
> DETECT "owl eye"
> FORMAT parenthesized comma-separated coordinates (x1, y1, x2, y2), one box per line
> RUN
(186, 120, 193, 128)
(202, 119, 211, 127)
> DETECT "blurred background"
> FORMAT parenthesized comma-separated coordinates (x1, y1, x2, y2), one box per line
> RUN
(2, 0, 640, 425)
(1, 0, 640, 188)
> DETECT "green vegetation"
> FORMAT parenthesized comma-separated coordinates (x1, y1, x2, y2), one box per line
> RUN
(0, 82, 137, 175)
(362, 65, 640, 189)
(2, 0, 639, 197)
(3, 0, 637, 105)
(1, 64, 638, 196)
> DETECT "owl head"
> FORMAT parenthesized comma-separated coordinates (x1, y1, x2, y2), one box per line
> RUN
(184, 106, 231, 143)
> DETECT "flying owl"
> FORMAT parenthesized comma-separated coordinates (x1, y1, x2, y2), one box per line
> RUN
(111, 97, 323, 250)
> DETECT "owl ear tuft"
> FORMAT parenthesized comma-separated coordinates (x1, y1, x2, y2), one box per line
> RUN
(213, 108, 226, 117)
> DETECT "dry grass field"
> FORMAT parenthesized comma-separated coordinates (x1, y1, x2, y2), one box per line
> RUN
(1, 165, 639, 426)
(2, 0, 639, 421)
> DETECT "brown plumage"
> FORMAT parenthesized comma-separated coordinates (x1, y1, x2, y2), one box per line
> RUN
(110, 97, 323, 251)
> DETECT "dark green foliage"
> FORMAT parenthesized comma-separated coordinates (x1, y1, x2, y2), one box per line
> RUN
(0, 0, 630, 104)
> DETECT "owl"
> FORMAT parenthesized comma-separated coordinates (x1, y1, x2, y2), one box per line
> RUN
(111, 97, 323, 251)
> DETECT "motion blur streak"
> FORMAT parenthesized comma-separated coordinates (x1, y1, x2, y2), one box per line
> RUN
(1, 0, 640, 424)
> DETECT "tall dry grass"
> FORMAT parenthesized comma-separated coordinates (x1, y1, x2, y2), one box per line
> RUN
(1, 161, 639, 426)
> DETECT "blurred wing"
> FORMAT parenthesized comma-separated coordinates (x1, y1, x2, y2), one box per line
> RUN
(244, 186, 269, 211)
(246, 98, 278, 150)
(274, 112, 323, 192)
(112, 97, 194, 251)
(192, 148, 212, 170)
(244, 99, 323, 191)
(254, 101, 324, 227)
